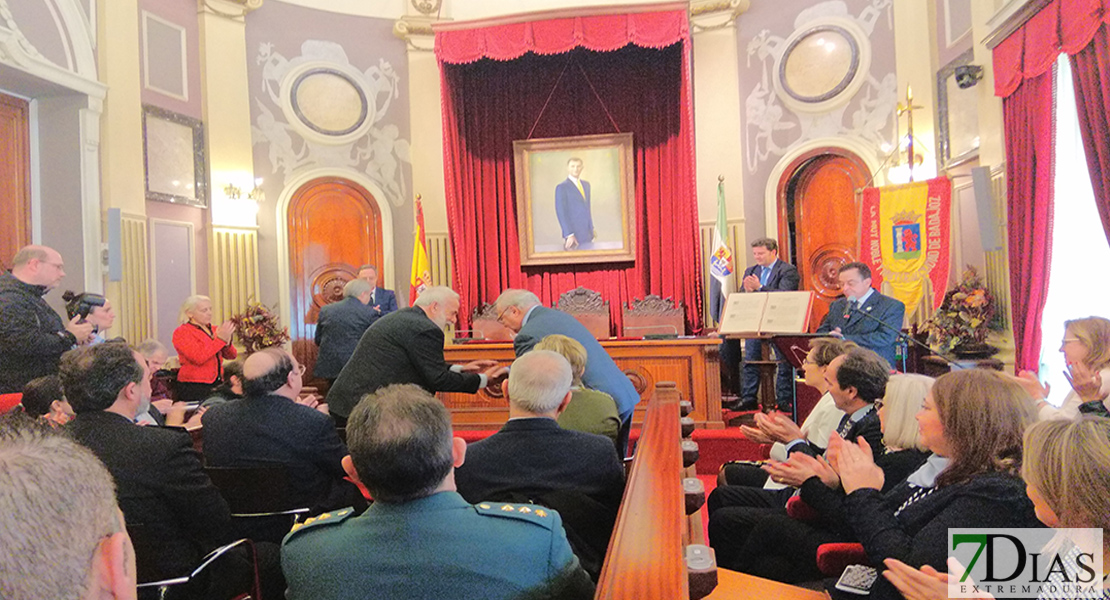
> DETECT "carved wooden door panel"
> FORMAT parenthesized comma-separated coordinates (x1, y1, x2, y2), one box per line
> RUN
(0, 93, 30, 268)
(287, 177, 383, 385)
(785, 153, 870, 329)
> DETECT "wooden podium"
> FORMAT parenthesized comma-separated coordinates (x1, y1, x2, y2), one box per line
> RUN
(440, 337, 724, 429)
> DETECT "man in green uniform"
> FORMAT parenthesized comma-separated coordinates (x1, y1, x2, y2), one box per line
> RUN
(280, 383, 594, 600)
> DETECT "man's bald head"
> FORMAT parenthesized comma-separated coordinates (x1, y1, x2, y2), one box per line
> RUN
(242, 348, 301, 399)
(11, 245, 66, 289)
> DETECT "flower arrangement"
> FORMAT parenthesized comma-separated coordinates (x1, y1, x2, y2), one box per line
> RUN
(229, 300, 290, 354)
(924, 266, 1002, 354)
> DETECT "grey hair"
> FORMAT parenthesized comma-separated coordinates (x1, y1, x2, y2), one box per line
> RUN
(495, 289, 541, 311)
(0, 419, 122, 600)
(344, 278, 372, 299)
(507, 350, 573, 414)
(136, 338, 167, 358)
(178, 294, 211, 323)
(413, 286, 459, 308)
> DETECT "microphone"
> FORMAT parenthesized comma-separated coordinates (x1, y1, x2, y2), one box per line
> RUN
(846, 302, 962, 370)
(843, 296, 857, 320)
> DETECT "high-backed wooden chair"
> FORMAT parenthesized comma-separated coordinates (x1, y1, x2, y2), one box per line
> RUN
(556, 287, 610, 340)
(621, 295, 685, 337)
(470, 303, 514, 341)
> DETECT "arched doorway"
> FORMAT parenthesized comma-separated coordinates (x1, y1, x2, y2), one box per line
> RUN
(776, 148, 871, 329)
(287, 177, 384, 386)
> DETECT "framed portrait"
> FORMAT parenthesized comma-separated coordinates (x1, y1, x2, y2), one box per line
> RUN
(513, 133, 636, 266)
(142, 104, 208, 207)
(936, 49, 980, 168)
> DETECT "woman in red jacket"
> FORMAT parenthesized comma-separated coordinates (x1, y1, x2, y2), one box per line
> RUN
(172, 295, 237, 402)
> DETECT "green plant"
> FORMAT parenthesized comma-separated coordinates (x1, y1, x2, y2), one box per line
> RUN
(924, 266, 1002, 353)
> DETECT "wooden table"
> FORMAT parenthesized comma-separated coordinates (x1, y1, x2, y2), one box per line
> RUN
(440, 337, 723, 429)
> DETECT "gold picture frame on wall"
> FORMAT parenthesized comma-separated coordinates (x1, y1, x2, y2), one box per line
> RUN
(513, 133, 636, 267)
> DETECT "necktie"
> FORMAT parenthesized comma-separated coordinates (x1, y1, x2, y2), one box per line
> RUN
(836, 414, 852, 438)
(370, 290, 375, 305)
(760, 266, 770, 287)
(846, 299, 858, 319)
(573, 179, 585, 198)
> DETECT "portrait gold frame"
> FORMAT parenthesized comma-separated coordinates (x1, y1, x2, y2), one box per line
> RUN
(513, 133, 636, 267)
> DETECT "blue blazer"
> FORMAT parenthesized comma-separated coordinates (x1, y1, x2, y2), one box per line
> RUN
(513, 306, 640, 418)
(817, 290, 906, 368)
(314, 297, 380, 379)
(369, 288, 398, 316)
(741, 260, 800, 292)
(555, 179, 594, 242)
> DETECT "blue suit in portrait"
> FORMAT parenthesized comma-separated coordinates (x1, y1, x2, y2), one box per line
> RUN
(555, 178, 595, 247)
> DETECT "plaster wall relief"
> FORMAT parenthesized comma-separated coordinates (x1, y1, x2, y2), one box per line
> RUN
(253, 40, 411, 208)
(743, 0, 895, 175)
(2, 0, 96, 80)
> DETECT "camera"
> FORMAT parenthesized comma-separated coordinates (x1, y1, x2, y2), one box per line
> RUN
(954, 65, 984, 89)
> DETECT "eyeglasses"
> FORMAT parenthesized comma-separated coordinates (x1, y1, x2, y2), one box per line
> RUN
(495, 306, 513, 324)
(1062, 337, 1081, 344)
(294, 364, 306, 375)
(873, 399, 885, 410)
(803, 358, 818, 366)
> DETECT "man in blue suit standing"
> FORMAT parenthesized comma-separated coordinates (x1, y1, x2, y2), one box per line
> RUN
(358, 264, 398, 318)
(494, 289, 639, 456)
(734, 238, 801, 412)
(816, 261, 906, 369)
(314, 278, 380, 383)
(554, 158, 595, 251)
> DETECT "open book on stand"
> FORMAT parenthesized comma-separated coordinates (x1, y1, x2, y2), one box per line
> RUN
(718, 291, 814, 336)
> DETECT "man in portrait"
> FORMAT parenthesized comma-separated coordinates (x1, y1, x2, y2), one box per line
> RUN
(555, 158, 595, 251)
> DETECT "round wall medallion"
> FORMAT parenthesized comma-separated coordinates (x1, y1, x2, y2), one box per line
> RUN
(772, 18, 871, 114)
(290, 68, 369, 136)
(311, 265, 356, 310)
(809, 245, 854, 299)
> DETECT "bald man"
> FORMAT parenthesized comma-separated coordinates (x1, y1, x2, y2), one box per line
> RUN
(0, 245, 93, 392)
(202, 348, 364, 519)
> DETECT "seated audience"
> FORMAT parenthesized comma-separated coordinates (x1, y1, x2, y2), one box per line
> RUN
(1020, 316, 1110, 420)
(173, 295, 237, 402)
(281, 383, 593, 600)
(19, 374, 74, 426)
(710, 373, 933, 581)
(0, 415, 137, 600)
(883, 416, 1110, 600)
(60, 343, 237, 585)
(828, 369, 1040, 600)
(62, 290, 116, 345)
(533, 334, 621, 444)
(201, 348, 363, 517)
(707, 347, 887, 515)
(200, 359, 244, 408)
(721, 338, 856, 489)
(136, 338, 173, 403)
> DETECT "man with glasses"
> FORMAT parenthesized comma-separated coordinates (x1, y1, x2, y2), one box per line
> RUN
(0, 245, 93, 392)
(202, 348, 365, 519)
(816, 261, 906, 369)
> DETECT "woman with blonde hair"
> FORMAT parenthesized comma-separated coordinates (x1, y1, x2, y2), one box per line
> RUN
(172, 295, 237, 402)
(1021, 316, 1110, 420)
(534, 334, 621, 444)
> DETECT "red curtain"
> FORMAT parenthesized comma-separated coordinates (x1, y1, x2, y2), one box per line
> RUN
(1003, 70, 1056, 373)
(1070, 25, 1110, 246)
(436, 10, 702, 334)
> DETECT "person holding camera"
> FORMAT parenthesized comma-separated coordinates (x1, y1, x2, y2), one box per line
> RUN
(62, 290, 117, 345)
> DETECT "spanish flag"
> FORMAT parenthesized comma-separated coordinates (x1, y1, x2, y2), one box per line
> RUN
(410, 195, 432, 306)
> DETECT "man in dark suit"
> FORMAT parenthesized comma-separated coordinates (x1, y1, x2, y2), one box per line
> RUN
(706, 348, 887, 566)
(455, 350, 626, 510)
(60, 343, 234, 580)
(202, 348, 365, 517)
(817, 261, 906, 369)
(734, 237, 801, 412)
(327, 286, 507, 421)
(555, 158, 595, 251)
(281, 383, 593, 600)
(494, 289, 640, 456)
(357, 264, 399, 318)
(314, 278, 380, 381)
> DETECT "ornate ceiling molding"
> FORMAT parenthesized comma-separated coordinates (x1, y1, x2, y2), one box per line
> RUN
(393, 14, 443, 52)
(200, 0, 263, 21)
(689, 0, 749, 32)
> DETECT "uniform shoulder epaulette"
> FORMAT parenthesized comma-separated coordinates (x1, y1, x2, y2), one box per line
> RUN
(284, 507, 356, 540)
(473, 502, 557, 530)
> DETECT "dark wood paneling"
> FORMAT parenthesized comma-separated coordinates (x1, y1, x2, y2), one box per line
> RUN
(0, 93, 30, 267)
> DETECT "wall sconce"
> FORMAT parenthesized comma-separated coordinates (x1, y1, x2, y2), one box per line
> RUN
(248, 178, 264, 202)
(224, 183, 242, 200)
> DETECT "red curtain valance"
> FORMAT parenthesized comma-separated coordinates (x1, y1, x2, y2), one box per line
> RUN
(994, 0, 1110, 97)
(435, 10, 689, 64)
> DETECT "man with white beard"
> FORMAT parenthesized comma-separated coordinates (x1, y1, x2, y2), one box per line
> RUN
(327, 286, 507, 424)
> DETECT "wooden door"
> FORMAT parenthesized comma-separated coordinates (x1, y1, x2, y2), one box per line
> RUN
(0, 93, 30, 267)
(287, 178, 384, 386)
(778, 151, 870, 329)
